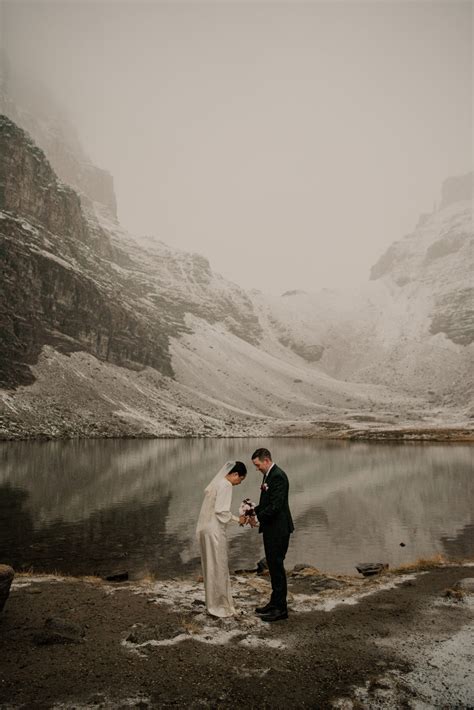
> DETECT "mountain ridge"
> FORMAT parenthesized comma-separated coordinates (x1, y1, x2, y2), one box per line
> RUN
(0, 65, 472, 439)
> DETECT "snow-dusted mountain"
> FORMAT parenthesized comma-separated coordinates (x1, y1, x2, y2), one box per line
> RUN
(0, 51, 116, 217)
(0, 113, 268, 436)
(0, 58, 472, 440)
(258, 174, 473, 409)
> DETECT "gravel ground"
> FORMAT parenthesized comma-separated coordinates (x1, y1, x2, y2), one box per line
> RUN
(0, 564, 473, 709)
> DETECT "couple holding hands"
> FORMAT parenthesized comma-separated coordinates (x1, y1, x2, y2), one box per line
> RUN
(196, 448, 294, 622)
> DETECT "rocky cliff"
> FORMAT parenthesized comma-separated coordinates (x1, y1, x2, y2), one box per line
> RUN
(0, 52, 117, 217)
(259, 175, 473, 408)
(0, 60, 471, 439)
(0, 115, 261, 397)
(370, 173, 473, 349)
(0, 116, 173, 387)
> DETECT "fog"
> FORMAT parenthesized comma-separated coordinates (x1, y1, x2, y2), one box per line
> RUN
(2, 0, 472, 294)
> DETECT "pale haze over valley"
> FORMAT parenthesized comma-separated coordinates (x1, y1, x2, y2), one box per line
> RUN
(2, 0, 472, 294)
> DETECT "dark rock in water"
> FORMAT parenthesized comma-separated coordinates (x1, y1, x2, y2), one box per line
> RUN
(399, 542, 406, 547)
(34, 617, 85, 645)
(256, 558, 268, 575)
(192, 599, 206, 607)
(356, 563, 388, 577)
(105, 571, 129, 582)
(0, 564, 15, 612)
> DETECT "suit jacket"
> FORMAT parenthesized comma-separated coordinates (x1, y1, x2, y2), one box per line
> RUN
(254, 464, 294, 536)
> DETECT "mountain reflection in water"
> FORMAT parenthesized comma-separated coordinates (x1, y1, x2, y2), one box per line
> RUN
(0, 439, 472, 577)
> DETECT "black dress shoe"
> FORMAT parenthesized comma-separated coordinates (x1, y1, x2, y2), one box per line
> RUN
(260, 608, 288, 622)
(255, 602, 275, 615)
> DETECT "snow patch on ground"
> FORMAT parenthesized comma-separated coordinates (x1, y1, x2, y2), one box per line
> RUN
(118, 576, 288, 651)
(12, 575, 68, 588)
(291, 574, 420, 612)
(122, 626, 244, 650)
(170, 314, 429, 422)
(51, 696, 151, 709)
(112, 572, 428, 653)
(332, 618, 474, 710)
(331, 584, 474, 709)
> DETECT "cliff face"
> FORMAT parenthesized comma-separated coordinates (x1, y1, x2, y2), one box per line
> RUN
(258, 176, 473, 406)
(0, 115, 261, 392)
(0, 117, 93, 248)
(90, 205, 262, 346)
(0, 117, 173, 387)
(370, 173, 473, 349)
(0, 54, 117, 217)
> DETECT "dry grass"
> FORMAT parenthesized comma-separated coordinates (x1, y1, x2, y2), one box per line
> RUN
(132, 571, 204, 584)
(290, 566, 321, 577)
(134, 572, 157, 585)
(443, 587, 466, 602)
(389, 554, 448, 574)
(178, 617, 202, 635)
(16, 569, 67, 579)
(80, 575, 105, 585)
(15, 570, 103, 584)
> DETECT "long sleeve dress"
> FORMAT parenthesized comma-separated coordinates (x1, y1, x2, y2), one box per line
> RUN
(196, 477, 239, 617)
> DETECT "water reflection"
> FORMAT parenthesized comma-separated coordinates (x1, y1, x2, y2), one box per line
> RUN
(0, 439, 472, 577)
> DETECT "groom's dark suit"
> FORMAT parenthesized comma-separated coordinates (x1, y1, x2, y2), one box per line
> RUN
(254, 464, 294, 611)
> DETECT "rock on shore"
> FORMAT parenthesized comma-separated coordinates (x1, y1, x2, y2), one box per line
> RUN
(0, 564, 14, 612)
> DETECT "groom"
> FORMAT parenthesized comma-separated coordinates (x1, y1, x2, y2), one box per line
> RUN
(252, 448, 294, 622)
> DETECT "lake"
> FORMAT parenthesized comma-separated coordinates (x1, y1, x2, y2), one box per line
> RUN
(0, 438, 472, 579)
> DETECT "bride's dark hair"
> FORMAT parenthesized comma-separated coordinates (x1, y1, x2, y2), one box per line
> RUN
(229, 461, 247, 477)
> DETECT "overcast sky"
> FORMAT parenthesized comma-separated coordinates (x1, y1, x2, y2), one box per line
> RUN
(3, 1, 472, 294)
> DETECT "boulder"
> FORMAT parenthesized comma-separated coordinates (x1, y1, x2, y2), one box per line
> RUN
(0, 565, 14, 612)
(356, 563, 388, 577)
(293, 563, 312, 572)
(310, 576, 346, 591)
(104, 571, 129, 582)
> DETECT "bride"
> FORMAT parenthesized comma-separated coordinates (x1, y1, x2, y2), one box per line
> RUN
(196, 460, 247, 617)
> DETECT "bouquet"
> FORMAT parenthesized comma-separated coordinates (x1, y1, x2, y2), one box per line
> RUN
(239, 498, 258, 526)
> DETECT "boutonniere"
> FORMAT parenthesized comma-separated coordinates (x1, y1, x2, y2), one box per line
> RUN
(260, 482, 269, 492)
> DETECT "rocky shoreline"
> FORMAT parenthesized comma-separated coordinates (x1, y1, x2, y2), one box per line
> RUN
(1, 562, 473, 708)
(1, 400, 473, 444)
(1, 427, 472, 443)
(0, 427, 474, 444)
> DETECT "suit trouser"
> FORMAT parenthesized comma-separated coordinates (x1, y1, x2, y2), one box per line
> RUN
(263, 531, 290, 610)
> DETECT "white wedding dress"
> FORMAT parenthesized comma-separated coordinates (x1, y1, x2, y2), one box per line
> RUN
(196, 466, 239, 617)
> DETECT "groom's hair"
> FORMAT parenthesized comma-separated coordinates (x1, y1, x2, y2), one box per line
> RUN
(252, 448, 272, 462)
(230, 461, 247, 477)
